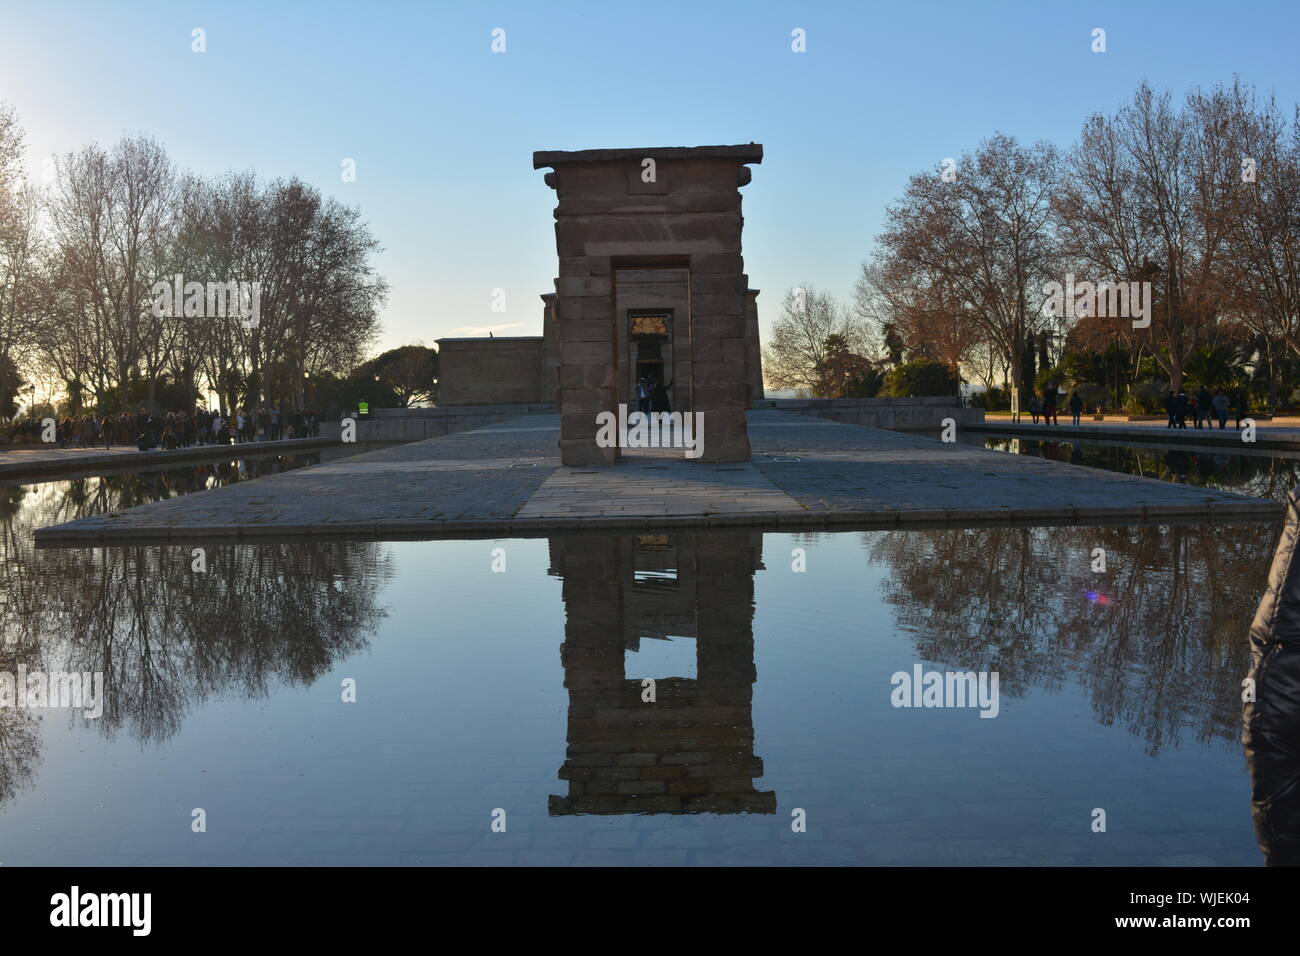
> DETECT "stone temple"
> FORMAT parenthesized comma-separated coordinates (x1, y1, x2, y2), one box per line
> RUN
(436, 144, 764, 465)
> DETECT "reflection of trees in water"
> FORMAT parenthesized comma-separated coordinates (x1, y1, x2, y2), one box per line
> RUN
(869, 523, 1277, 755)
(0, 638, 42, 806)
(0, 472, 391, 803)
(37, 542, 390, 744)
(21, 454, 326, 528)
(985, 438, 1300, 500)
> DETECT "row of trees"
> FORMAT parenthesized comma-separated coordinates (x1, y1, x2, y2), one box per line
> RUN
(0, 102, 391, 416)
(764, 79, 1300, 409)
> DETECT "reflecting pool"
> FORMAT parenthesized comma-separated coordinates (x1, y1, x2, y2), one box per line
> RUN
(0, 468, 1278, 865)
(965, 431, 1300, 501)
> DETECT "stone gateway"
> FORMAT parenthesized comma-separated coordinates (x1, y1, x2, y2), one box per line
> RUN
(536, 144, 764, 465)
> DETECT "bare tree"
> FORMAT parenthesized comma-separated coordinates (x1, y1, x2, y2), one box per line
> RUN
(1055, 83, 1232, 391)
(871, 134, 1058, 416)
(1199, 82, 1300, 376)
(46, 136, 175, 410)
(762, 284, 871, 396)
(0, 103, 39, 414)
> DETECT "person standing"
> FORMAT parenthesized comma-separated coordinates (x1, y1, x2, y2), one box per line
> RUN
(1028, 393, 1041, 424)
(1213, 390, 1230, 429)
(1175, 389, 1188, 429)
(1043, 387, 1057, 425)
(1068, 391, 1083, 426)
(1197, 387, 1213, 429)
(651, 377, 671, 414)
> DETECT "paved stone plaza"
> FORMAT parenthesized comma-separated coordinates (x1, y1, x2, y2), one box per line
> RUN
(33, 411, 1279, 544)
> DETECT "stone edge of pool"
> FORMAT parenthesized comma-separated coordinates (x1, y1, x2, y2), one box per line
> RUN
(32, 500, 1281, 548)
(0, 436, 341, 481)
(966, 420, 1300, 450)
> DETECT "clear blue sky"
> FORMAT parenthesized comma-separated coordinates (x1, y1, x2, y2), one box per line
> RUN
(3, 0, 1297, 353)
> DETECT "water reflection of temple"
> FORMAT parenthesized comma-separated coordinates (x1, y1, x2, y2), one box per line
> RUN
(548, 533, 776, 815)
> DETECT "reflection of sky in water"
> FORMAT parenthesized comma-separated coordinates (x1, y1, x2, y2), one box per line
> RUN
(0, 473, 1273, 865)
(967, 432, 1300, 501)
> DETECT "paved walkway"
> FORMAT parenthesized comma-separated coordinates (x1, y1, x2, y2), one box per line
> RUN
(34, 411, 1279, 544)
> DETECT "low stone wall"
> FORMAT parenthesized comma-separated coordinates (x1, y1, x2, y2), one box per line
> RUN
(321, 404, 556, 442)
(758, 397, 983, 430)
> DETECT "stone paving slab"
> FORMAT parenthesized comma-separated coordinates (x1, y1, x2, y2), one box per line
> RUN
(34, 411, 1281, 545)
(744, 411, 1278, 516)
(35, 421, 559, 542)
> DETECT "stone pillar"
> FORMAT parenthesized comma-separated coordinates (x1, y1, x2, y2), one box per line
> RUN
(745, 289, 764, 405)
(540, 292, 559, 406)
(534, 145, 763, 465)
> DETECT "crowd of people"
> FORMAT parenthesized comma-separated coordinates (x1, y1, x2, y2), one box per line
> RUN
(1162, 388, 1248, 430)
(7, 407, 321, 450)
(1022, 386, 1250, 430)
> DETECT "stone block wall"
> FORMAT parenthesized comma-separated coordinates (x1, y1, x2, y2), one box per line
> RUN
(434, 337, 545, 406)
(760, 397, 984, 430)
(320, 403, 554, 442)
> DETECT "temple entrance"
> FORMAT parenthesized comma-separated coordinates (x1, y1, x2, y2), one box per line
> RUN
(635, 341, 664, 397)
(629, 311, 672, 412)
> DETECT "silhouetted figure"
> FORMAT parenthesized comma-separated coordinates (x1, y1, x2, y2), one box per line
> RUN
(1028, 393, 1041, 425)
(1244, 488, 1300, 865)
(1068, 391, 1083, 425)
(651, 378, 671, 414)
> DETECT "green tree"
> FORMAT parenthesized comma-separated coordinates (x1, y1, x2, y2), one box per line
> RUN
(353, 344, 438, 407)
(882, 359, 958, 397)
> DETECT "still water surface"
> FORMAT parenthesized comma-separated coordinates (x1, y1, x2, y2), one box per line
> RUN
(966, 431, 1300, 501)
(0, 452, 1279, 865)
